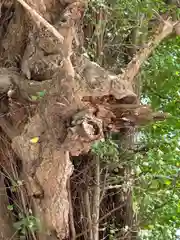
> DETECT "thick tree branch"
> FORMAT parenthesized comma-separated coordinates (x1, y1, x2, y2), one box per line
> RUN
(119, 20, 180, 83)
(0, 68, 52, 100)
(17, 0, 64, 43)
(2, 16, 177, 104)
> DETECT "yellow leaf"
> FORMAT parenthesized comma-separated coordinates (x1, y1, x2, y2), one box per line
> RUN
(147, 225, 154, 230)
(164, 179, 171, 185)
(30, 137, 39, 144)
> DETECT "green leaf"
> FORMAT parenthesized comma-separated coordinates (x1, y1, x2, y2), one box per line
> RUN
(21, 227, 27, 235)
(147, 225, 154, 230)
(150, 179, 159, 189)
(37, 91, 46, 97)
(31, 95, 38, 101)
(11, 186, 17, 192)
(13, 220, 24, 230)
(7, 205, 14, 211)
(164, 179, 171, 186)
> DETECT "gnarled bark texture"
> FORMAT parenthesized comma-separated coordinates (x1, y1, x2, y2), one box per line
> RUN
(0, 0, 179, 239)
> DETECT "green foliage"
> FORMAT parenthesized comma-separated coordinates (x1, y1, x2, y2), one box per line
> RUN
(7, 204, 14, 211)
(6, 177, 40, 238)
(13, 212, 40, 237)
(92, 139, 119, 164)
(10, 179, 24, 192)
(31, 90, 46, 101)
(84, 0, 172, 70)
(86, 2, 180, 239)
(90, 35, 180, 240)
(107, 223, 119, 240)
(135, 36, 180, 239)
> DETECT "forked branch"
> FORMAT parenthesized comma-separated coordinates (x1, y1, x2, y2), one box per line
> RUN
(120, 19, 180, 83)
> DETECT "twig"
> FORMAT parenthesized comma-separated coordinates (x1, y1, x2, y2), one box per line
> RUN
(99, 167, 108, 203)
(92, 156, 100, 240)
(105, 184, 122, 190)
(84, 188, 93, 240)
(76, 202, 126, 238)
(79, 191, 89, 239)
(68, 179, 76, 240)
(16, 0, 64, 43)
(152, 9, 168, 23)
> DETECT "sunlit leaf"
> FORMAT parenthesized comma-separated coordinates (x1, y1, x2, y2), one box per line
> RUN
(164, 179, 171, 185)
(7, 205, 14, 211)
(30, 137, 39, 144)
(31, 95, 38, 101)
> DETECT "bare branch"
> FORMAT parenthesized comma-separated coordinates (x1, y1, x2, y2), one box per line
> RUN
(84, 188, 93, 240)
(105, 184, 122, 190)
(99, 167, 108, 203)
(68, 178, 76, 240)
(75, 203, 127, 239)
(92, 156, 100, 240)
(17, 0, 64, 43)
(120, 20, 179, 83)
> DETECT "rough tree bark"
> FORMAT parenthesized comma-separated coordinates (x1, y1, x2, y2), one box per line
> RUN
(0, 0, 179, 239)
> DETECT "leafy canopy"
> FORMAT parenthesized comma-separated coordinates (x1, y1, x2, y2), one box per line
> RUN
(136, 36, 180, 240)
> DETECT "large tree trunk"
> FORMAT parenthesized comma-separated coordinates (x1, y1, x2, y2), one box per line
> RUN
(0, 0, 179, 239)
